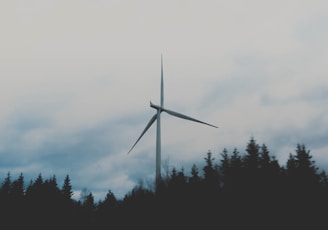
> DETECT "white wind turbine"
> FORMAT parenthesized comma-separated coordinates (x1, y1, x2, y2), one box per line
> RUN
(128, 55, 218, 191)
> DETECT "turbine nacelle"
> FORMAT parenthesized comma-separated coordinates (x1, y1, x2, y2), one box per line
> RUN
(150, 101, 163, 111)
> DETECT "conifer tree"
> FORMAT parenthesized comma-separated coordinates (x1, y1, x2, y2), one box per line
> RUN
(189, 164, 201, 185)
(84, 193, 95, 210)
(230, 148, 242, 170)
(187, 164, 202, 205)
(284, 144, 323, 228)
(202, 150, 220, 198)
(11, 173, 25, 199)
(287, 144, 319, 189)
(259, 144, 270, 169)
(103, 190, 117, 207)
(220, 148, 230, 189)
(0, 172, 12, 225)
(61, 174, 73, 200)
(243, 138, 262, 193)
(244, 137, 260, 170)
(0, 172, 11, 197)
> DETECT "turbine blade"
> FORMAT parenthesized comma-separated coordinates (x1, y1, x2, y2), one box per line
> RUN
(162, 108, 218, 128)
(160, 54, 164, 107)
(128, 113, 158, 154)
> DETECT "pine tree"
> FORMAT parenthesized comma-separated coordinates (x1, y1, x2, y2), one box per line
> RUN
(189, 164, 201, 185)
(244, 137, 260, 170)
(228, 148, 243, 192)
(11, 173, 25, 199)
(0, 172, 11, 197)
(202, 150, 220, 197)
(287, 144, 319, 188)
(103, 190, 117, 207)
(61, 174, 73, 200)
(220, 148, 230, 189)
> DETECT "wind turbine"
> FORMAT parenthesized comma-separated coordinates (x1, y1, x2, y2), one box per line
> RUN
(128, 55, 218, 191)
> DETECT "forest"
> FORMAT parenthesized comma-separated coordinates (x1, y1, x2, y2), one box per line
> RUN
(1, 137, 327, 229)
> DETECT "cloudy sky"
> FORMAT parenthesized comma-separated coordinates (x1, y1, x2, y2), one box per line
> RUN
(1, 0, 328, 201)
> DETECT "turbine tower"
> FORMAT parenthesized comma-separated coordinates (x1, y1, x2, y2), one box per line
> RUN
(128, 55, 218, 191)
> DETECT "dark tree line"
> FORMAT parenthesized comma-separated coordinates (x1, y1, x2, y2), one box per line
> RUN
(1, 137, 328, 229)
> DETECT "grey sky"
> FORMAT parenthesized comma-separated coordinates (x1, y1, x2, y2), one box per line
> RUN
(1, 0, 328, 200)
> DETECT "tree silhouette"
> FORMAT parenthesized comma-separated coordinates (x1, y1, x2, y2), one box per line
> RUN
(0, 172, 11, 197)
(61, 174, 73, 200)
(0, 137, 328, 229)
(11, 173, 25, 199)
(203, 150, 220, 192)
